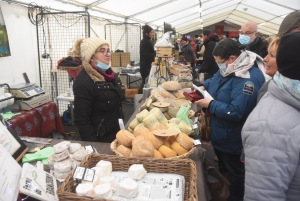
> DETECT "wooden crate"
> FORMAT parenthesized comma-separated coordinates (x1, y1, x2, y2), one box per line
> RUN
(156, 47, 173, 57)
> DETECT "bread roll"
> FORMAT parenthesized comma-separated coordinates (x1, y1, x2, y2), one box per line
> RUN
(116, 145, 132, 156)
(162, 81, 182, 91)
(116, 130, 135, 147)
(153, 149, 164, 158)
(132, 138, 154, 157)
(176, 132, 194, 150)
(171, 141, 188, 155)
(145, 132, 164, 149)
(158, 145, 177, 158)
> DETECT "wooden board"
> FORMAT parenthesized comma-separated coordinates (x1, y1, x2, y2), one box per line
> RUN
(152, 129, 179, 137)
(152, 102, 170, 108)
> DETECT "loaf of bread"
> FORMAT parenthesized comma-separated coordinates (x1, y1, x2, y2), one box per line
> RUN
(158, 145, 177, 158)
(171, 141, 188, 155)
(116, 130, 135, 147)
(176, 132, 194, 150)
(116, 145, 132, 156)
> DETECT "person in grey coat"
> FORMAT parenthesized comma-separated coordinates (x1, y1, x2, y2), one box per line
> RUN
(242, 32, 300, 201)
(180, 36, 196, 63)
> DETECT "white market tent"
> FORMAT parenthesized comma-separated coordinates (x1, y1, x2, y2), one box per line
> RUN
(0, 0, 299, 103)
(5, 0, 300, 35)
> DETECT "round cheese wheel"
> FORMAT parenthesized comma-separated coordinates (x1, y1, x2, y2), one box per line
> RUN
(69, 143, 82, 154)
(163, 138, 171, 148)
(73, 147, 89, 161)
(76, 183, 94, 197)
(53, 141, 71, 153)
(171, 141, 188, 156)
(176, 132, 194, 150)
(158, 145, 177, 158)
(133, 127, 150, 137)
(145, 132, 164, 149)
(94, 183, 112, 199)
(116, 130, 135, 147)
(132, 138, 154, 157)
(54, 158, 72, 173)
(153, 149, 164, 158)
(116, 145, 132, 156)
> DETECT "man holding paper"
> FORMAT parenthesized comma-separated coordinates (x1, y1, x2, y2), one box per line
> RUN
(195, 38, 266, 201)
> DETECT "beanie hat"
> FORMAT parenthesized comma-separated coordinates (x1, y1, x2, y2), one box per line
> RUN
(278, 11, 300, 37)
(181, 36, 188, 41)
(276, 32, 300, 80)
(74, 37, 109, 62)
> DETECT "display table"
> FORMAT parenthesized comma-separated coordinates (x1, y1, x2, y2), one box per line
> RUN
(8, 101, 65, 138)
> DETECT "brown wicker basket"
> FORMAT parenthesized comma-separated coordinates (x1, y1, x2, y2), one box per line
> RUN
(110, 139, 196, 159)
(57, 153, 198, 201)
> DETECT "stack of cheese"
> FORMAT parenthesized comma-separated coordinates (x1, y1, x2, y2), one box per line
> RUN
(115, 128, 194, 159)
(140, 81, 195, 120)
(48, 141, 91, 180)
(76, 161, 147, 199)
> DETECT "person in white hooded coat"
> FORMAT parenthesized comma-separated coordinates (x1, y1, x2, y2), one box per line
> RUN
(242, 32, 300, 201)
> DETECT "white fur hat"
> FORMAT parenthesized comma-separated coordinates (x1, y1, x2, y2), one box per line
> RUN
(74, 37, 109, 62)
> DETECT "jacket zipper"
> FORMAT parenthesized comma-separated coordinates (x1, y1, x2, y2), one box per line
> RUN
(97, 119, 104, 137)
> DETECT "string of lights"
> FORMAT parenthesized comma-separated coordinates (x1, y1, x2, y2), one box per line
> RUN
(199, 0, 203, 29)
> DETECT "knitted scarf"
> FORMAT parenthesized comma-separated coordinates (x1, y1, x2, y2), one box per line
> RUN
(91, 63, 114, 83)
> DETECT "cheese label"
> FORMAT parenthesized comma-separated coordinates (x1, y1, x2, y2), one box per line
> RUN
(73, 166, 95, 182)
(73, 166, 86, 180)
(193, 139, 201, 146)
(84, 145, 98, 153)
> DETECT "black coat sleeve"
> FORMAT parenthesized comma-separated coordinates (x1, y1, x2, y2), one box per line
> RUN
(201, 42, 217, 73)
(73, 80, 98, 141)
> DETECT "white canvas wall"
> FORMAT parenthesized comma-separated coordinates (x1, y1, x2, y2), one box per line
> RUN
(0, 2, 39, 85)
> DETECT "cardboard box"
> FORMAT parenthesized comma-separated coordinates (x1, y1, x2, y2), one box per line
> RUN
(125, 87, 139, 99)
(121, 52, 131, 66)
(111, 52, 121, 67)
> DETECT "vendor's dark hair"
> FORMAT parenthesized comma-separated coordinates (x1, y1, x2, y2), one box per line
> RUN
(202, 29, 211, 36)
(213, 38, 241, 60)
(142, 25, 153, 38)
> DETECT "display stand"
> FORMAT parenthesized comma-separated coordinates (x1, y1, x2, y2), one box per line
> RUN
(156, 57, 172, 86)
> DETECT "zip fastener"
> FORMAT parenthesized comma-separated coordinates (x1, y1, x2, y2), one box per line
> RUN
(97, 119, 104, 137)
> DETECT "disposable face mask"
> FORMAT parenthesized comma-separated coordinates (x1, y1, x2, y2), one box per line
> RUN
(239, 35, 251, 45)
(96, 61, 110, 71)
(217, 62, 227, 72)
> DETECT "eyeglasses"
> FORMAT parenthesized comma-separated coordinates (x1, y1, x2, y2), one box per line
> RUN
(216, 59, 227, 65)
(96, 48, 111, 56)
(239, 31, 256, 36)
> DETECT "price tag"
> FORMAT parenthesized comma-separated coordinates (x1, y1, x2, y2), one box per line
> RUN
(73, 166, 95, 182)
(73, 166, 86, 180)
(83, 168, 95, 182)
(84, 145, 97, 153)
(193, 139, 201, 146)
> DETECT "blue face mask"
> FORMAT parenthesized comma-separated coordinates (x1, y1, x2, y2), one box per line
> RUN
(217, 62, 227, 72)
(239, 35, 251, 45)
(96, 61, 110, 71)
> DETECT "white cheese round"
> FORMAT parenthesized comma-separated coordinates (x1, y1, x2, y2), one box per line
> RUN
(98, 176, 116, 191)
(76, 183, 94, 197)
(94, 183, 112, 199)
(95, 160, 112, 177)
(117, 178, 138, 198)
(128, 164, 147, 180)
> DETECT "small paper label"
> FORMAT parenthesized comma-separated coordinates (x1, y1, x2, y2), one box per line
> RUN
(73, 166, 86, 180)
(192, 124, 198, 129)
(84, 145, 94, 152)
(83, 169, 95, 182)
(193, 139, 201, 146)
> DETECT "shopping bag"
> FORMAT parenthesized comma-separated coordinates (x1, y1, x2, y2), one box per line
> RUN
(195, 109, 211, 142)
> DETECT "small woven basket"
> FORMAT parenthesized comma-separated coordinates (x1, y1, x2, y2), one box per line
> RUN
(57, 153, 198, 201)
(111, 139, 196, 159)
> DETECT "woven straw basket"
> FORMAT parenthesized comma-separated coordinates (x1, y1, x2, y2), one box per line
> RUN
(110, 139, 196, 159)
(57, 153, 198, 201)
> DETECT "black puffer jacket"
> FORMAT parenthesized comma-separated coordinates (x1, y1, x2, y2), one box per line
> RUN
(73, 61, 124, 142)
(140, 36, 155, 78)
(246, 36, 268, 58)
(201, 34, 219, 75)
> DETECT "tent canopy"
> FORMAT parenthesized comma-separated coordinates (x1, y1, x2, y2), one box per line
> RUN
(15, 0, 300, 35)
